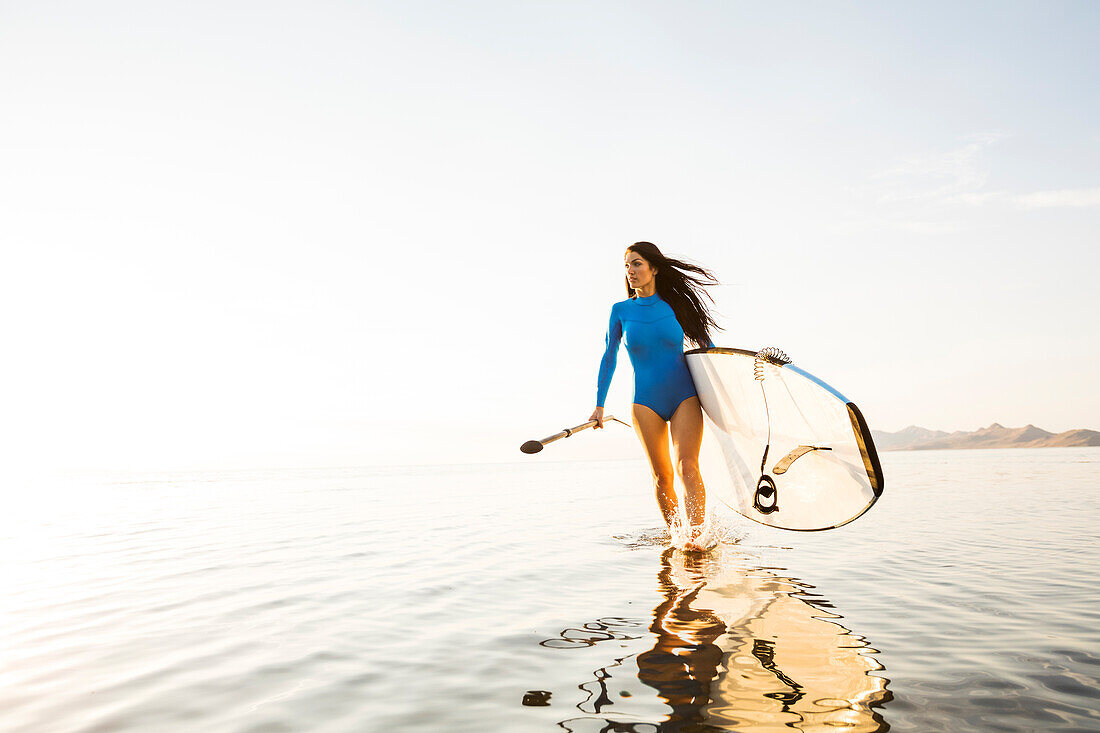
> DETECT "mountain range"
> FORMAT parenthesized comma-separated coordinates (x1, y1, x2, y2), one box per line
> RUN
(871, 423, 1100, 451)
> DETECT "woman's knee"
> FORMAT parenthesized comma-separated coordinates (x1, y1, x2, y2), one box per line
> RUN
(676, 456, 700, 478)
(652, 471, 675, 493)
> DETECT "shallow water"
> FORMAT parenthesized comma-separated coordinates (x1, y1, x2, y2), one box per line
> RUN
(2, 448, 1098, 731)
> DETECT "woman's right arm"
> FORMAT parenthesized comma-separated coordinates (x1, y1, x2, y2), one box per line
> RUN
(591, 305, 622, 428)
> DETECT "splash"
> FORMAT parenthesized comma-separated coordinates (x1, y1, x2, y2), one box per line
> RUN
(614, 509, 745, 552)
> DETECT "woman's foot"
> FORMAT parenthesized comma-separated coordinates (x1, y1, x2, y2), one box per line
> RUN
(682, 523, 711, 552)
(667, 518, 685, 549)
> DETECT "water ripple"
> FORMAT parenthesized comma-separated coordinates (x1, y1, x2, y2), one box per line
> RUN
(1, 450, 1098, 731)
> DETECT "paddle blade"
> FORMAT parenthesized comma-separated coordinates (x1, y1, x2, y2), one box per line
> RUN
(520, 440, 544, 454)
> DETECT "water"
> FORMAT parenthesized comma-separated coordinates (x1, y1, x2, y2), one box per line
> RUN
(2, 448, 1098, 732)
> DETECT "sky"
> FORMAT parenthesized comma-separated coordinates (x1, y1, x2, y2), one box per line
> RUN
(1, 0, 1098, 472)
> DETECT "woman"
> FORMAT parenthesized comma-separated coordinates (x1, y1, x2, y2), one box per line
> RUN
(589, 241, 721, 551)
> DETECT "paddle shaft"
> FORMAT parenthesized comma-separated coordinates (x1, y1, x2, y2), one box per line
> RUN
(540, 418, 602, 446)
(520, 415, 623, 454)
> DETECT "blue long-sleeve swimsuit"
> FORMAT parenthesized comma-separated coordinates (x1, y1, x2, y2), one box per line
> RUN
(596, 294, 703, 421)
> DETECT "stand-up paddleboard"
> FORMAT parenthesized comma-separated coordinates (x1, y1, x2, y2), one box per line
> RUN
(685, 347, 884, 531)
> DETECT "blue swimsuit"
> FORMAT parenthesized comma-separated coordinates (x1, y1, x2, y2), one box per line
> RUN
(596, 294, 702, 421)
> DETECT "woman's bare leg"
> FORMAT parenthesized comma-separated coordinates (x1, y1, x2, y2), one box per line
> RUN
(631, 403, 679, 528)
(670, 396, 706, 530)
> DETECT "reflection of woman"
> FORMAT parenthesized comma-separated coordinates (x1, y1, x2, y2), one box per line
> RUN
(640, 551, 891, 732)
(589, 242, 720, 550)
(539, 550, 890, 731)
(636, 549, 727, 729)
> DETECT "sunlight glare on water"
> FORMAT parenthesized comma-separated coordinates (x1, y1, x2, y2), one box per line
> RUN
(1, 449, 1098, 731)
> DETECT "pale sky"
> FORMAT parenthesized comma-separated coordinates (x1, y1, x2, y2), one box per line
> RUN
(1, 1, 1097, 472)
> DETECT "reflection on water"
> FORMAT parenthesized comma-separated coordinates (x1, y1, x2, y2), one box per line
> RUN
(4, 453, 1098, 730)
(539, 547, 890, 732)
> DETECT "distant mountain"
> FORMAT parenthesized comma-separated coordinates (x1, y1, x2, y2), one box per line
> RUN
(871, 425, 951, 451)
(871, 423, 1100, 451)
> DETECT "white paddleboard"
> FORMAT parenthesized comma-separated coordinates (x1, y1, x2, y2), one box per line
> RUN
(686, 347, 884, 531)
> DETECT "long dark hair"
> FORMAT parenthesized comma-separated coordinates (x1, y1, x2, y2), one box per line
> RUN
(625, 241, 721, 348)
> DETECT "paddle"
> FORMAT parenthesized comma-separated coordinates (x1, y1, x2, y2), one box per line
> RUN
(520, 416, 630, 454)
